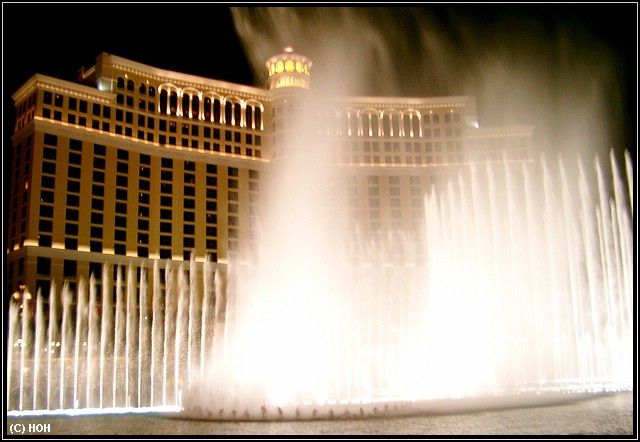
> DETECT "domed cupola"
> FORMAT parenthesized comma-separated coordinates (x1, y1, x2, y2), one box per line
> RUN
(265, 46, 312, 90)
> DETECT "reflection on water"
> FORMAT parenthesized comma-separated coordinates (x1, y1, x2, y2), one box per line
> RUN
(7, 391, 633, 436)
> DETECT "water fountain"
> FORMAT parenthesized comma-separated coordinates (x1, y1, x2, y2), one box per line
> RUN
(6, 144, 634, 420)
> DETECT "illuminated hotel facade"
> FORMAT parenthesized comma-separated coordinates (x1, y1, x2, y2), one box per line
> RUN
(6, 49, 532, 297)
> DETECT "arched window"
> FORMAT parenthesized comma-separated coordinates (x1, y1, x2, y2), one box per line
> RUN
(224, 101, 232, 125)
(127, 79, 134, 91)
(139, 84, 146, 95)
(117, 77, 125, 89)
(382, 114, 391, 136)
(204, 97, 212, 121)
(233, 103, 242, 127)
(402, 111, 421, 137)
(160, 90, 168, 114)
(245, 105, 253, 129)
(412, 115, 421, 137)
(169, 91, 178, 115)
(347, 111, 358, 136)
(182, 94, 190, 118)
(453, 113, 461, 123)
(149, 86, 155, 97)
(214, 99, 221, 123)
(255, 107, 262, 130)
(432, 114, 440, 124)
(191, 96, 200, 119)
(444, 113, 451, 124)
(403, 114, 412, 137)
(361, 110, 379, 137)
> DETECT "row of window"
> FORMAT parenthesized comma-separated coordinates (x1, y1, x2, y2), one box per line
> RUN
(34, 135, 246, 262)
(41, 105, 264, 158)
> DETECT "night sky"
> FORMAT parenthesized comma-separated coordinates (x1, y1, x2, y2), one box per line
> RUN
(2, 4, 637, 245)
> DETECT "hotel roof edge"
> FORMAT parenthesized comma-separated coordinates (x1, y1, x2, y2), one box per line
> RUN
(11, 73, 114, 103)
(320, 94, 476, 107)
(101, 53, 270, 98)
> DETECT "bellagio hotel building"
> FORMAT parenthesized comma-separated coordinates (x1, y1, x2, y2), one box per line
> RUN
(6, 49, 532, 298)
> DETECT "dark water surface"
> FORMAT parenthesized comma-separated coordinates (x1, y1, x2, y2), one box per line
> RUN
(5, 391, 634, 436)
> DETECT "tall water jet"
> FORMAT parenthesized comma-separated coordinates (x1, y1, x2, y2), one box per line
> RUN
(99, 265, 111, 407)
(46, 282, 59, 410)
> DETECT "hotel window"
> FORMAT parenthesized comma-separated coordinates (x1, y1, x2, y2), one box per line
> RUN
(37, 257, 51, 276)
(91, 212, 103, 224)
(139, 166, 150, 178)
(93, 157, 105, 169)
(42, 161, 56, 175)
(92, 198, 104, 211)
(66, 208, 79, 222)
(40, 205, 53, 218)
(92, 184, 105, 197)
(183, 225, 195, 235)
(138, 232, 149, 244)
(39, 219, 53, 233)
(117, 162, 128, 174)
(67, 180, 80, 193)
(66, 194, 79, 207)
(182, 210, 196, 222)
(63, 260, 77, 278)
(39, 235, 52, 247)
